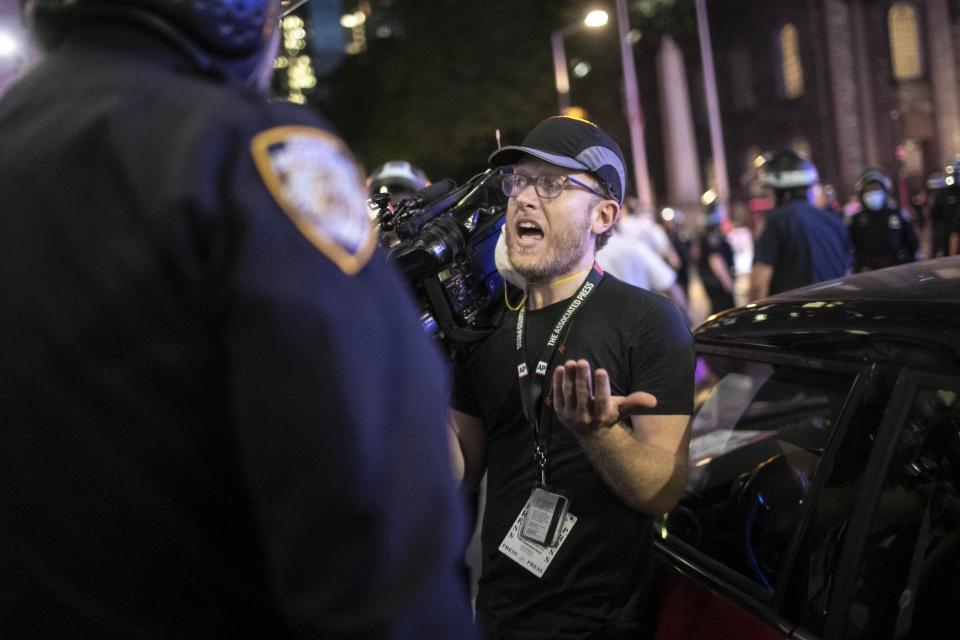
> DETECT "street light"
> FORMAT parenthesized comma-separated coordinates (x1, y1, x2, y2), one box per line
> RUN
(550, 10, 608, 114)
(550, 4, 654, 210)
(584, 10, 609, 28)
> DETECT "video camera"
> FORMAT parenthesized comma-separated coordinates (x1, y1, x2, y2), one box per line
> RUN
(372, 169, 508, 353)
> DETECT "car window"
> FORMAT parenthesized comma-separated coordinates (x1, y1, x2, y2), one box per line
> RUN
(664, 354, 855, 594)
(842, 384, 960, 640)
(780, 364, 895, 636)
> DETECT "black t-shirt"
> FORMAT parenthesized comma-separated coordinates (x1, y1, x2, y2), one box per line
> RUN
(453, 275, 694, 639)
(754, 200, 852, 294)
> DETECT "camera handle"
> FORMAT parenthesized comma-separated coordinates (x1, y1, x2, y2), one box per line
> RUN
(422, 275, 497, 345)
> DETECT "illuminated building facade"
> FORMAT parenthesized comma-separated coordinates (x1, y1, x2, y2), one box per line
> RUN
(706, 0, 960, 199)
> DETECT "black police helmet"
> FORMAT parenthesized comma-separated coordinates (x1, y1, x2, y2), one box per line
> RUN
(367, 161, 429, 198)
(21, 0, 289, 81)
(759, 150, 819, 190)
(855, 167, 893, 194)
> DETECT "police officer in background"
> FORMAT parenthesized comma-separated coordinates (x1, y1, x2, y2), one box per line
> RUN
(749, 150, 852, 301)
(0, 1, 475, 637)
(695, 205, 736, 314)
(849, 167, 918, 272)
(936, 157, 960, 256)
(368, 159, 430, 205)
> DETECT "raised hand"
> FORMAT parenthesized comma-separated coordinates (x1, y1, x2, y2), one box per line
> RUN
(551, 359, 657, 437)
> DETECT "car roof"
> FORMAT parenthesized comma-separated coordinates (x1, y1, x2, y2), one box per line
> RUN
(763, 256, 960, 303)
(695, 257, 960, 369)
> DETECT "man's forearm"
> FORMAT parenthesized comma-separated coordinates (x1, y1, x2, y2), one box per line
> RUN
(575, 423, 687, 515)
(749, 264, 772, 302)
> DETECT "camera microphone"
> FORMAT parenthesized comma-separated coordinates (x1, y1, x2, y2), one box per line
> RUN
(409, 179, 457, 207)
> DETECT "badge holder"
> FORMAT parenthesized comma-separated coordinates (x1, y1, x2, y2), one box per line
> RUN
(519, 484, 570, 548)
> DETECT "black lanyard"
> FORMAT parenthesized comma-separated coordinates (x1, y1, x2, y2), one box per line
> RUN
(516, 263, 604, 485)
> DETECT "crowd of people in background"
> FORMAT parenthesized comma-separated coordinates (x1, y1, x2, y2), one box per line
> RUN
(366, 150, 960, 327)
(601, 152, 960, 324)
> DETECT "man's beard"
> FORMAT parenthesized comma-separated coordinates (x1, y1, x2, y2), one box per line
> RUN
(507, 210, 593, 285)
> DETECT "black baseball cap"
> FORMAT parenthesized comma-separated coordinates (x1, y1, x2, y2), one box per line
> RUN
(488, 116, 627, 205)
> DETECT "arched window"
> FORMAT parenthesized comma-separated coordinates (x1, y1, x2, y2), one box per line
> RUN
(888, 2, 923, 80)
(779, 24, 804, 99)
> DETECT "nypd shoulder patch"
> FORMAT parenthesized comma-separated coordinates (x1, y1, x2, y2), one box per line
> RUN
(250, 126, 375, 275)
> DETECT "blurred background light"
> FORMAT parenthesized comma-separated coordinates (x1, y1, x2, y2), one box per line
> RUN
(571, 58, 591, 78)
(0, 32, 17, 57)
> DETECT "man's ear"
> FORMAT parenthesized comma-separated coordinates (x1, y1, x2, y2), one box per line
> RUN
(592, 200, 620, 236)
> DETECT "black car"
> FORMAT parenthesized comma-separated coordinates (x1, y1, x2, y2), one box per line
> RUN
(655, 257, 960, 640)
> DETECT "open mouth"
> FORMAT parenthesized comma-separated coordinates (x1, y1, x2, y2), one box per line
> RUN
(515, 220, 544, 241)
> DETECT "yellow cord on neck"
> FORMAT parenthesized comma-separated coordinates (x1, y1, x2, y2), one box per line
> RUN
(547, 269, 591, 287)
(504, 282, 527, 311)
(504, 269, 590, 311)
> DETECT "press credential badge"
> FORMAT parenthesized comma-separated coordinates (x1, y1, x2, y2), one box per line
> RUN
(499, 489, 577, 578)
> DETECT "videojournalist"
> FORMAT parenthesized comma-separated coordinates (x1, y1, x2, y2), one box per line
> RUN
(0, 1, 474, 637)
(449, 116, 695, 639)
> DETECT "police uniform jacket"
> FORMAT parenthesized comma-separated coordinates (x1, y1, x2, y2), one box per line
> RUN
(0, 18, 473, 638)
(934, 185, 960, 256)
(849, 206, 918, 271)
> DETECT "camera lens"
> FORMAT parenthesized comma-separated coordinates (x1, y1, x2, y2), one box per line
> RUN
(390, 215, 466, 280)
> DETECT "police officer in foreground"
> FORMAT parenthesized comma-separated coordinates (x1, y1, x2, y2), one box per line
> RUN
(849, 167, 918, 272)
(0, 1, 475, 637)
(749, 150, 852, 301)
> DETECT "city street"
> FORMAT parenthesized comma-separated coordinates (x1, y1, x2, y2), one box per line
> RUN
(2, 1, 959, 638)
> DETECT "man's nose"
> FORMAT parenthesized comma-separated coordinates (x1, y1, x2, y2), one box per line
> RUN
(515, 180, 540, 206)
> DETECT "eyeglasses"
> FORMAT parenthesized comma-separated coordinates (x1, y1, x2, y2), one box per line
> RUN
(500, 170, 609, 200)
